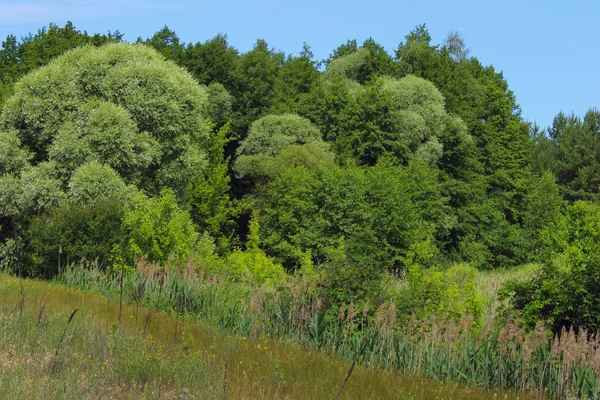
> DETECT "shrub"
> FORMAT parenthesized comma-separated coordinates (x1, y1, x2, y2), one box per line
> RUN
(225, 211, 285, 285)
(394, 263, 483, 328)
(503, 201, 600, 333)
(29, 197, 125, 276)
(123, 189, 198, 266)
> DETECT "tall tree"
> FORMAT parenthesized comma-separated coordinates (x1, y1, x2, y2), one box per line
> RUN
(230, 39, 282, 139)
(183, 34, 239, 89)
(270, 43, 320, 113)
(145, 26, 185, 64)
(548, 109, 600, 201)
(0, 22, 122, 108)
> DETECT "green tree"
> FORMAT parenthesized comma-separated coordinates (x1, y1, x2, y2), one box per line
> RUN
(271, 45, 320, 113)
(230, 39, 282, 139)
(0, 43, 220, 273)
(205, 82, 233, 129)
(189, 124, 237, 254)
(523, 171, 563, 253)
(547, 109, 600, 201)
(144, 26, 184, 64)
(503, 201, 600, 333)
(234, 113, 331, 181)
(1, 43, 212, 197)
(29, 197, 126, 276)
(123, 189, 198, 265)
(395, 24, 531, 267)
(183, 34, 239, 89)
(324, 38, 394, 84)
(0, 22, 122, 109)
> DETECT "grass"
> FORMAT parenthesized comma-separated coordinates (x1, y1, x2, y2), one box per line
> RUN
(48, 261, 600, 399)
(476, 263, 542, 322)
(0, 273, 533, 399)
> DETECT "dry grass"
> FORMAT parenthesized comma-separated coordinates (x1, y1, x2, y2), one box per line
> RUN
(476, 263, 542, 322)
(0, 273, 532, 399)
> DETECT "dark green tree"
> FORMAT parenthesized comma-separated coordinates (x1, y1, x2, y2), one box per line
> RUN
(145, 26, 185, 64)
(183, 34, 239, 89)
(270, 44, 320, 113)
(547, 109, 600, 201)
(230, 39, 282, 139)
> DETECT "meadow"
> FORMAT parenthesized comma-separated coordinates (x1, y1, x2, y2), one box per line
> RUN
(3, 260, 591, 399)
(0, 273, 533, 399)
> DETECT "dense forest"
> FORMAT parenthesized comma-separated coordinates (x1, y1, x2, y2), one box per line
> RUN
(1, 21, 600, 397)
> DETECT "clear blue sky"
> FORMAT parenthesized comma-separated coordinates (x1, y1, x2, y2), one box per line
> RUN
(1, 0, 598, 130)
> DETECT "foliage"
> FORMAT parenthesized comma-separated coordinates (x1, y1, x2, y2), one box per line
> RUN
(230, 39, 282, 138)
(189, 124, 237, 254)
(183, 33, 239, 89)
(546, 109, 600, 201)
(3, 23, 600, 367)
(394, 263, 484, 327)
(0, 21, 122, 109)
(29, 197, 126, 276)
(261, 160, 432, 276)
(225, 211, 285, 284)
(123, 189, 198, 265)
(67, 161, 132, 203)
(234, 113, 330, 181)
(523, 171, 563, 253)
(144, 25, 184, 63)
(271, 46, 320, 113)
(1, 42, 211, 197)
(503, 201, 600, 333)
(319, 237, 384, 307)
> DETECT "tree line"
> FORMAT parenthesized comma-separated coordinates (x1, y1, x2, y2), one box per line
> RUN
(1, 22, 599, 333)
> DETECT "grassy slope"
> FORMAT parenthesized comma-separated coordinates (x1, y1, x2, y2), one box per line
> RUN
(0, 274, 533, 400)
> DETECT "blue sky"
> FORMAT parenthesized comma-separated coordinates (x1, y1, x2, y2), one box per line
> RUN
(1, 0, 598, 129)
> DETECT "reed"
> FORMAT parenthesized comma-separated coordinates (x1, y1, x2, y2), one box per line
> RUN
(54, 261, 600, 399)
(0, 272, 526, 400)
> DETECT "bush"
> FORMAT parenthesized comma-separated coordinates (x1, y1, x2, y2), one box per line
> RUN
(394, 263, 483, 328)
(503, 201, 600, 333)
(224, 211, 285, 285)
(123, 189, 198, 266)
(28, 197, 125, 276)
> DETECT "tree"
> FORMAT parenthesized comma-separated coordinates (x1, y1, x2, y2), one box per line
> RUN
(331, 75, 468, 168)
(183, 34, 239, 89)
(504, 201, 600, 333)
(547, 109, 600, 201)
(0, 22, 122, 109)
(1, 43, 212, 197)
(189, 124, 237, 254)
(233, 113, 331, 181)
(230, 39, 282, 139)
(145, 26, 184, 64)
(394, 24, 532, 267)
(395, 24, 437, 78)
(29, 197, 126, 276)
(323, 38, 394, 84)
(523, 171, 563, 253)
(205, 82, 233, 129)
(0, 43, 219, 273)
(123, 189, 199, 265)
(270, 46, 320, 113)
(261, 160, 433, 272)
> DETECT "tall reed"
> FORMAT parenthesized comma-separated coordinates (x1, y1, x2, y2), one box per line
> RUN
(57, 261, 600, 399)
